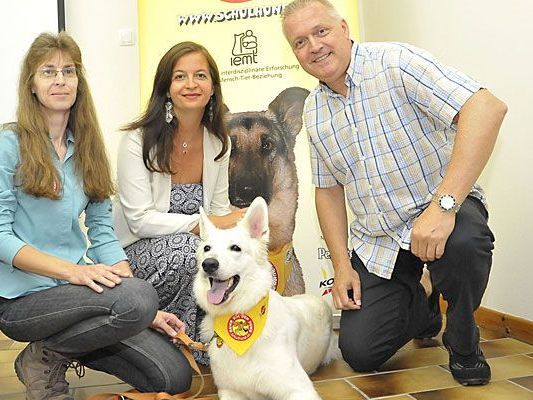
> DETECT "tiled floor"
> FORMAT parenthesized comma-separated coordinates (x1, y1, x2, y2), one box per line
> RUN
(1, 325, 533, 399)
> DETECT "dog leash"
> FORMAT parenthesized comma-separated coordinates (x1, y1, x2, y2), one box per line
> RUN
(87, 333, 210, 400)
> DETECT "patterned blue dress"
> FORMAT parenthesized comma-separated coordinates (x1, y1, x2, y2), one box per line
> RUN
(125, 183, 208, 364)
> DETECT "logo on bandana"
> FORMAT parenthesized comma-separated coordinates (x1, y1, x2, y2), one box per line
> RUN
(215, 294, 269, 355)
(227, 313, 254, 341)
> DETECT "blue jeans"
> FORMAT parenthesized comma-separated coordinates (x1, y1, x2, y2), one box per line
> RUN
(0, 278, 192, 393)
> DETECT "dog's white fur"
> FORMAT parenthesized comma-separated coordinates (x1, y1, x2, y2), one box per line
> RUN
(194, 197, 338, 400)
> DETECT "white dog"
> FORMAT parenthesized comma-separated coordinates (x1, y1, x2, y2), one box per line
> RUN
(194, 197, 338, 400)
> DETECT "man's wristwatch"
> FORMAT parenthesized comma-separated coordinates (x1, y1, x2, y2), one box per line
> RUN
(432, 193, 461, 213)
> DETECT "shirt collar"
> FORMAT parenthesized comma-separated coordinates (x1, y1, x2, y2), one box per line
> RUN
(346, 41, 363, 88)
(48, 129, 75, 162)
(66, 129, 75, 144)
(47, 129, 75, 144)
(318, 41, 363, 96)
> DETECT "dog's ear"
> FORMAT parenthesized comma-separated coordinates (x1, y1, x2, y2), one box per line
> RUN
(198, 206, 216, 240)
(266, 87, 310, 150)
(240, 197, 269, 241)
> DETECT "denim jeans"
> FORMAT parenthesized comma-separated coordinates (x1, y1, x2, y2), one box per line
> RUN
(0, 278, 192, 393)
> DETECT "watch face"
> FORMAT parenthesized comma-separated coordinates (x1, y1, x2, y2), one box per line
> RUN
(439, 195, 456, 210)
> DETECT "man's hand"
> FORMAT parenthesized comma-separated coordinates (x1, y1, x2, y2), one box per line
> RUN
(150, 310, 186, 338)
(332, 264, 362, 310)
(411, 203, 456, 262)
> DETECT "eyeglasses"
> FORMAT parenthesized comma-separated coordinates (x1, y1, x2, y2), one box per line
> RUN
(38, 66, 77, 79)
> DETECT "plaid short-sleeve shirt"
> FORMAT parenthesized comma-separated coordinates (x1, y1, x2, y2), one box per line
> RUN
(304, 42, 485, 279)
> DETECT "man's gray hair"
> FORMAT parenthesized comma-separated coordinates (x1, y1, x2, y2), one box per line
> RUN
(281, 0, 343, 22)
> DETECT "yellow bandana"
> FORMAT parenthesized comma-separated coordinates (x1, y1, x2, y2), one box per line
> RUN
(268, 241, 294, 294)
(214, 293, 269, 356)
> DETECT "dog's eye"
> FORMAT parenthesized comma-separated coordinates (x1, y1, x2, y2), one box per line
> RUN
(230, 244, 241, 252)
(262, 140, 272, 151)
(203, 245, 211, 252)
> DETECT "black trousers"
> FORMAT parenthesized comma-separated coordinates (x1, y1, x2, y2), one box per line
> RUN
(339, 197, 494, 371)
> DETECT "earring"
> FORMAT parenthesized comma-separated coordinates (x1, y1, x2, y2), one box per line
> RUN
(165, 99, 173, 124)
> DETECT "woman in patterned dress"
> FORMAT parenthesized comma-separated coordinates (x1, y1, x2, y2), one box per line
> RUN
(113, 42, 245, 364)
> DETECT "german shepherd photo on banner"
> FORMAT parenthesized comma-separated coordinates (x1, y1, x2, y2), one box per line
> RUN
(226, 87, 309, 296)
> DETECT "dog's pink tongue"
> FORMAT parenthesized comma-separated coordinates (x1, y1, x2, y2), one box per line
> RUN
(208, 280, 227, 305)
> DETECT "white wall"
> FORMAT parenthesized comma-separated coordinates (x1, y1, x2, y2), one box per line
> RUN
(64, 0, 140, 175)
(0, 0, 58, 123)
(359, 0, 533, 320)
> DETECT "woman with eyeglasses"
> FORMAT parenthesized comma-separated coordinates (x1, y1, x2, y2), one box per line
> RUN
(113, 41, 245, 365)
(0, 32, 192, 399)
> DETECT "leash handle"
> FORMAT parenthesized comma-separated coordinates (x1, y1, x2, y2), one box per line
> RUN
(87, 333, 208, 400)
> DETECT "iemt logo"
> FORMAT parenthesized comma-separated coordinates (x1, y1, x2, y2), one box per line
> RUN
(231, 30, 258, 66)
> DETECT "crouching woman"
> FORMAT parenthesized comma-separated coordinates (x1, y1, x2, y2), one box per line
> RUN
(0, 32, 192, 399)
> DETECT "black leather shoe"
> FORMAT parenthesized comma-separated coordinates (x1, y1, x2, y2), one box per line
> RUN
(443, 332, 491, 386)
(415, 289, 442, 339)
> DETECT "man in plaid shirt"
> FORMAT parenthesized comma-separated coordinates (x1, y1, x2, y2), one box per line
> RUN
(282, 0, 507, 386)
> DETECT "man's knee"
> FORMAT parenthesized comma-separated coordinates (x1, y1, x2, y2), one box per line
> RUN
(339, 330, 388, 371)
(442, 199, 494, 275)
(435, 227, 493, 281)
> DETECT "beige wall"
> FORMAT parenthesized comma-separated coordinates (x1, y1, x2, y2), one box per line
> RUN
(359, 0, 533, 320)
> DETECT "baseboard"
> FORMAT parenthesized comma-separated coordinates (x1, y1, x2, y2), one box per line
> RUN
(440, 297, 533, 345)
(333, 300, 533, 345)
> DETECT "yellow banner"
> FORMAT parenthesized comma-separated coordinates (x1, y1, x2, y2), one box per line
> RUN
(138, 0, 359, 301)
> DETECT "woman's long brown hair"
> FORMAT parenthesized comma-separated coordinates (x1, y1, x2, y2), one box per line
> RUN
(13, 31, 114, 200)
(123, 41, 228, 174)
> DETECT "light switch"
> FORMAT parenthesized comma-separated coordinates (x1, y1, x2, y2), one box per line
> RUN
(118, 28, 135, 46)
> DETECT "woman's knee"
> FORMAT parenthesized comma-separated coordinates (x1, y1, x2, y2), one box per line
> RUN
(110, 278, 158, 328)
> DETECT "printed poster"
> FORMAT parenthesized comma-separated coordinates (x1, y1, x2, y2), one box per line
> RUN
(138, 0, 360, 309)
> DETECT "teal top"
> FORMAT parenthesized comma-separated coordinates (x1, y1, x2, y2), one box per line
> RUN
(0, 129, 127, 298)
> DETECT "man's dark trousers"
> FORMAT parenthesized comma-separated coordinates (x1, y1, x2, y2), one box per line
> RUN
(339, 196, 494, 371)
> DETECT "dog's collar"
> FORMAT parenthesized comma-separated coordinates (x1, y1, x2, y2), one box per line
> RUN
(268, 241, 294, 294)
(213, 293, 269, 356)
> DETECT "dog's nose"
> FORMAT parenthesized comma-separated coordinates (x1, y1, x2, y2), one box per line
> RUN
(202, 258, 219, 274)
